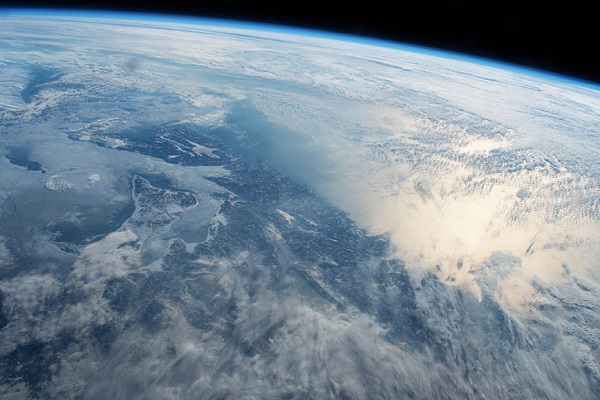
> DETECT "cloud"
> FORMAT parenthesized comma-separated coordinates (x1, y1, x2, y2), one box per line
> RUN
(249, 87, 600, 316)
(70, 228, 141, 288)
(80, 271, 456, 400)
(0, 228, 143, 353)
(1, 16, 599, 400)
(74, 251, 600, 399)
(0, 236, 12, 268)
(0, 274, 64, 351)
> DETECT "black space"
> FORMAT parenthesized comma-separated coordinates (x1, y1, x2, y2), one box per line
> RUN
(2, 0, 598, 85)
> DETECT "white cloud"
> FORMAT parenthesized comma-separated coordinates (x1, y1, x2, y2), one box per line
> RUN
(0, 237, 12, 268)
(250, 84, 600, 313)
(1, 15, 599, 399)
(45, 175, 74, 191)
(71, 228, 141, 287)
(0, 274, 64, 351)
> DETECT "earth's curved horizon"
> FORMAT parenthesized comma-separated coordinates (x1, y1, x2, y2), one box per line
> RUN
(1, 10, 599, 399)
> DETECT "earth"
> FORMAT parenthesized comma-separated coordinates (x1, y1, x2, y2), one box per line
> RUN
(1, 10, 599, 400)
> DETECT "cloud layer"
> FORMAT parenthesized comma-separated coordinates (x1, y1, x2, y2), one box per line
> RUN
(0, 13, 599, 399)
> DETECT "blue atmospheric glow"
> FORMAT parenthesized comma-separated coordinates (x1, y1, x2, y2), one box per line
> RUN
(0, 8, 600, 90)
(2, 8, 599, 90)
